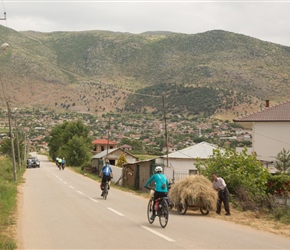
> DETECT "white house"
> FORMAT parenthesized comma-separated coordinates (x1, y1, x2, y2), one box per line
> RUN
(233, 100, 290, 173)
(91, 148, 139, 183)
(157, 141, 223, 181)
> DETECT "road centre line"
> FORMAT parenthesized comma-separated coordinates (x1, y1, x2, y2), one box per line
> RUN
(69, 186, 74, 189)
(89, 197, 99, 203)
(77, 191, 84, 195)
(107, 207, 124, 217)
(141, 226, 175, 242)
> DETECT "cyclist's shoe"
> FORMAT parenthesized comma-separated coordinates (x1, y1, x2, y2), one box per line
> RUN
(150, 214, 156, 220)
(101, 192, 103, 196)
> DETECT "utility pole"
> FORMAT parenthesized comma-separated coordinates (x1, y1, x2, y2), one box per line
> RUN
(24, 132, 27, 163)
(14, 114, 21, 169)
(162, 95, 169, 169)
(7, 103, 17, 181)
(106, 116, 111, 158)
(1, 42, 17, 181)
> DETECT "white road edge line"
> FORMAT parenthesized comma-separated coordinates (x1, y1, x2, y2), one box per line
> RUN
(89, 197, 99, 203)
(107, 207, 124, 217)
(141, 226, 175, 242)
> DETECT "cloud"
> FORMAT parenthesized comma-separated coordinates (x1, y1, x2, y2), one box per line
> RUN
(1, 1, 290, 46)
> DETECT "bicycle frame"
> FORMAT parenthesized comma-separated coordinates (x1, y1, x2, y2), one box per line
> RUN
(102, 181, 109, 199)
(147, 189, 169, 228)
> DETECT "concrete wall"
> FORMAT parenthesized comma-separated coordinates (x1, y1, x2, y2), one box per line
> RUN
(253, 122, 290, 162)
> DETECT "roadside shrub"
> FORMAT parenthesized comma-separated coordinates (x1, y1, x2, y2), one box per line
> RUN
(196, 147, 271, 211)
(267, 174, 290, 197)
(271, 205, 290, 224)
(0, 157, 18, 250)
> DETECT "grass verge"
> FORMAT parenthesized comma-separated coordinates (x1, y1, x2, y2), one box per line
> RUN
(0, 157, 25, 250)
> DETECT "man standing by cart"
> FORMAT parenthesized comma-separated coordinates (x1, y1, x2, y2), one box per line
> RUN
(212, 173, 231, 216)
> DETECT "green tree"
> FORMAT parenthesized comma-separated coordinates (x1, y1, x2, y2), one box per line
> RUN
(59, 135, 92, 167)
(116, 153, 128, 168)
(196, 147, 270, 209)
(48, 120, 92, 166)
(0, 138, 24, 163)
(131, 139, 143, 151)
(275, 148, 290, 174)
(119, 138, 131, 146)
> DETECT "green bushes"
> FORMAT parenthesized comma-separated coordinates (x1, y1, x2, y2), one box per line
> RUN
(0, 157, 18, 250)
(267, 174, 290, 197)
(271, 205, 290, 224)
(196, 147, 271, 210)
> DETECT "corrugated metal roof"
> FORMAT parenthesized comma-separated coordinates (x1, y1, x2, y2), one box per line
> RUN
(161, 141, 221, 159)
(91, 148, 117, 159)
(233, 100, 290, 122)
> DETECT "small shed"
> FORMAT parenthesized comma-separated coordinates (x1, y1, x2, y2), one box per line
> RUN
(122, 159, 173, 190)
(91, 147, 139, 173)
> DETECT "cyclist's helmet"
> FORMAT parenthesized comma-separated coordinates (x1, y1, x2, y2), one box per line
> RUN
(155, 166, 163, 173)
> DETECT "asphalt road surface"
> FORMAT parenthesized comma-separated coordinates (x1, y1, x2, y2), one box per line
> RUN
(17, 153, 290, 250)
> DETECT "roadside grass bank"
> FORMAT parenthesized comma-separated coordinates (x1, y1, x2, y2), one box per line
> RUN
(0, 157, 25, 250)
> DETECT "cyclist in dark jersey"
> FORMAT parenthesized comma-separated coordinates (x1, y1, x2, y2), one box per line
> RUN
(100, 160, 113, 196)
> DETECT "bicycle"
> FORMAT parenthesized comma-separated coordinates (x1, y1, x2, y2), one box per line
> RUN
(102, 180, 109, 200)
(146, 189, 169, 228)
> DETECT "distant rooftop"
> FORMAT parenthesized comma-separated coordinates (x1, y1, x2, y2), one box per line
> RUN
(233, 100, 290, 122)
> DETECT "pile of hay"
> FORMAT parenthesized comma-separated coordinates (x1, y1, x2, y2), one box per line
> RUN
(169, 175, 218, 210)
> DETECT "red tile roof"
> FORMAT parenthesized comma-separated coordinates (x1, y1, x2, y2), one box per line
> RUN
(92, 139, 117, 145)
(233, 100, 290, 122)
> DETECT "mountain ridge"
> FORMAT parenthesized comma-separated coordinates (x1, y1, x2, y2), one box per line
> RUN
(1, 25, 289, 118)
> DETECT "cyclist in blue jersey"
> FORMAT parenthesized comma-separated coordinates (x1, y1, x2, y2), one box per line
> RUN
(100, 160, 113, 196)
(144, 166, 169, 220)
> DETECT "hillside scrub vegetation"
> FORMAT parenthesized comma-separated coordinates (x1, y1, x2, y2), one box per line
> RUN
(1, 26, 290, 116)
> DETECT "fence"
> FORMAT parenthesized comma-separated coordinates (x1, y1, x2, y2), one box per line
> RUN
(173, 170, 190, 182)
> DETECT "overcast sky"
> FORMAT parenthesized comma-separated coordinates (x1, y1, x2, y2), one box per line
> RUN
(1, 1, 290, 46)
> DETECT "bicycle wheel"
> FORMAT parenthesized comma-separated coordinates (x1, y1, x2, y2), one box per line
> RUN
(159, 199, 169, 228)
(177, 201, 188, 215)
(147, 198, 154, 224)
(103, 182, 108, 200)
(200, 206, 209, 215)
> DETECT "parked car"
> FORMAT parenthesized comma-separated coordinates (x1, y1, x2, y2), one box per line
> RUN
(27, 157, 40, 168)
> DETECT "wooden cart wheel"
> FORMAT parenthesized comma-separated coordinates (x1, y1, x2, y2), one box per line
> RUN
(177, 201, 188, 215)
(200, 206, 209, 215)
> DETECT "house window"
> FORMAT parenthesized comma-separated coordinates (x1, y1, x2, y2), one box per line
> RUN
(189, 169, 197, 175)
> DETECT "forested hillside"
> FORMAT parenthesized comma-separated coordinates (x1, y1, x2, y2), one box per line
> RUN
(1, 25, 290, 118)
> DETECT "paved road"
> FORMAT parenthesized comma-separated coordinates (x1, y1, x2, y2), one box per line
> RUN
(17, 153, 290, 250)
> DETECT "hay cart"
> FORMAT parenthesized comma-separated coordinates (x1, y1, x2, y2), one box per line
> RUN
(176, 196, 209, 215)
(169, 175, 217, 216)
